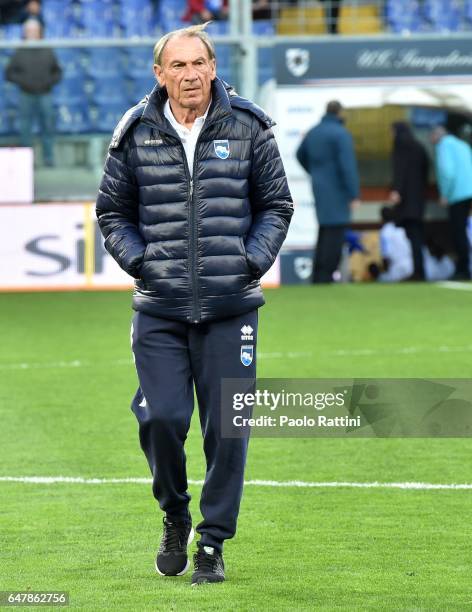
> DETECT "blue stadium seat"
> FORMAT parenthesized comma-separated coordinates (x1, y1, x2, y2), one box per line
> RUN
(55, 48, 85, 78)
(3, 24, 23, 40)
(205, 21, 229, 35)
(89, 75, 128, 105)
(0, 49, 13, 73)
(385, 0, 423, 33)
(127, 76, 155, 104)
(122, 0, 152, 7)
(159, 15, 185, 32)
(124, 46, 154, 78)
(53, 76, 87, 105)
(89, 102, 130, 133)
(0, 105, 19, 135)
(3, 81, 20, 108)
(214, 43, 232, 69)
(216, 66, 233, 85)
(159, 0, 186, 32)
(423, 0, 461, 32)
(76, 0, 116, 39)
(258, 67, 273, 86)
(0, 111, 12, 135)
(84, 47, 124, 78)
(0, 85, 7, 134)
(43, 0, 74, 38)
(56, 103, 91, 133)
(119, 0, 156, 38)
(252, 20, 275, 35)
(465, 0, 472, 23)
(258, 47, 273, 85)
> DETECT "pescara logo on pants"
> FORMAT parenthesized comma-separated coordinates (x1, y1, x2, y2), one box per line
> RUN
(214, 139, 230, 159)
(241, 345, 253, 367)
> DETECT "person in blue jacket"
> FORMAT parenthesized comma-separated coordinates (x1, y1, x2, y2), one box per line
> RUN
(296, 100, 360, 283)
(431, 126, 472, 280)
(96, 23, 293, 586)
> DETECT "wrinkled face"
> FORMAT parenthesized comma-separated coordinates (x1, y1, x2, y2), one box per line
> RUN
(154, 35, 216, 113)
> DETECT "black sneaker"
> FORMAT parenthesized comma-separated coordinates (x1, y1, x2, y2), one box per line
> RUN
(191, 546, 225, 586)
(155, 517, 194, 576)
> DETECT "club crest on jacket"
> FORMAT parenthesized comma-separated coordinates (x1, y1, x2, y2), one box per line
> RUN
(214, 140, 230, 159)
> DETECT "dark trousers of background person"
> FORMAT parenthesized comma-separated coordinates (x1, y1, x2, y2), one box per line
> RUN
(130, 309, 258, 552)
(448, 199, 472, 279)
(313, 225, 346, 283)
(402, 220, 425, 279)
(19, 92, 55, 166)
(320, 0, 342, 33)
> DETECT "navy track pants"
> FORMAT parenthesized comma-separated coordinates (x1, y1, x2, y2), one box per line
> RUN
(130, 309, 258, 552)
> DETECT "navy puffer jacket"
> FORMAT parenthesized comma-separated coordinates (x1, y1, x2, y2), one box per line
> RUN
(96, 78, 293, 323)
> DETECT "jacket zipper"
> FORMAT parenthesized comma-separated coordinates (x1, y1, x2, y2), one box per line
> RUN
(188, 123, 217, 324)
(142, 117, 227, 324)
(145, 122, 200, 323)
(188, 176, 199, 324)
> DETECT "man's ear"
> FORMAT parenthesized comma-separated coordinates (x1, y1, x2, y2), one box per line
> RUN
(210, 58, 216, 80)
(154, 64, 164, 86)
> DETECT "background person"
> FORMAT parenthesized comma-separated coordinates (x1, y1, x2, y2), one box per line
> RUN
(377, 205, 413, 282)
(5, 18, 61, 166)
(431, 125, 472, 280)
(96, 23, 292, 586)
(21, 0, 43, 25)
(296, 100, 360, 283)
(320, 0, 342, 34)
(183, 0, 227, 23)
(389, 121, 430, 281)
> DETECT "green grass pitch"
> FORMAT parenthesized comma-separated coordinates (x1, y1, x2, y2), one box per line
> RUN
(1, 284, 471, 610)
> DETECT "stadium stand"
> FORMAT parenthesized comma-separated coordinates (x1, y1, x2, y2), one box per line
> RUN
(277, 6, 326, 34)
(1, 0, 472, 141)
(338, 4, 382, 35)
(422, 0, 462, 32)
(385, 0, 423, 33)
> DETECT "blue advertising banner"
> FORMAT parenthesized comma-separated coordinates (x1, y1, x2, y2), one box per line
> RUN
(275, 38, 472, 85)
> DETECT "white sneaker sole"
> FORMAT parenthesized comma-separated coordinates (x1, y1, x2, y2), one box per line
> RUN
(155, 527, 195, 577)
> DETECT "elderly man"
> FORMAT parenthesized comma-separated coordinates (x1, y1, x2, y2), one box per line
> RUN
(96, 24, 293, 585)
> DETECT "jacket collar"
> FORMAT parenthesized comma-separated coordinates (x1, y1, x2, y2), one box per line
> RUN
(141, 77, 233, 133)
(322, 113, 343, 125)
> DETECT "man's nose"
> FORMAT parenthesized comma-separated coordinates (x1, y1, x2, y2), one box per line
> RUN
(183, 65, 198, 81)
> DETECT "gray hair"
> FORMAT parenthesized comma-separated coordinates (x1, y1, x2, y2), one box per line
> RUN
(153, 22, 216, 66)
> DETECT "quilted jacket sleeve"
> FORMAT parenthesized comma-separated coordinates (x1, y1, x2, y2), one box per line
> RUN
(246, 121, 294, 278)
(96, 138, 146, 279)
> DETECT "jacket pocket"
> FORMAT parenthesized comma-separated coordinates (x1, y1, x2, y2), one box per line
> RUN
(239, 236, 255, 278)
(138, 242, 152, 280)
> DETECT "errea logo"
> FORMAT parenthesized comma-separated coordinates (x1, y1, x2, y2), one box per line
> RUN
(241, 325, 253, 341)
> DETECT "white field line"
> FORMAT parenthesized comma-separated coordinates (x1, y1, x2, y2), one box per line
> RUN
(2, 343, 472, 371)
(436, 281, 472, 291)
(0, 476, 471, 490)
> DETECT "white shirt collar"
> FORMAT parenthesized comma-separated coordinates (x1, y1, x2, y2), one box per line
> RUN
(164, 98, 212, 135)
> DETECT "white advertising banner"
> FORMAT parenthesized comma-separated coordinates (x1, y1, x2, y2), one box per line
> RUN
(0, 148, 34, 204)
(0, 204, 279, 291)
